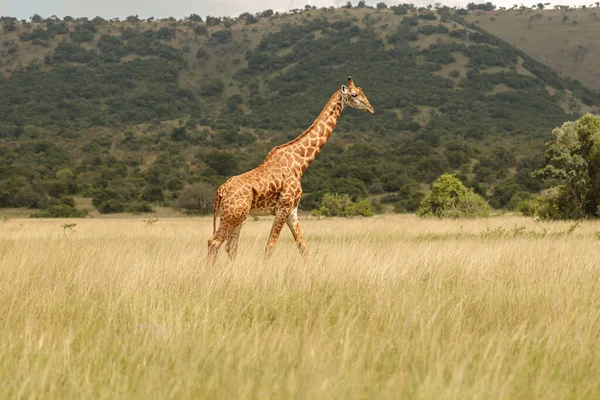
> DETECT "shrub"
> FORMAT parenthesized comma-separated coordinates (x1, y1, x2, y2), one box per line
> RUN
(194, 25, 208, 35)
(69, 27, 95, 43)
(175, 183, 215, 215)
(126, 201, 155, 213)
(312, 193, 373, 218)
(96, 199, 126, 214)
(418, 24, 449, 35)
(516, 189, 561, 220)
(418, 12, 437, 20)
(416, 174, 491, 218)
(394, 191, 426, 213)
(30, 205, 87, 218)
(199, 78, 225, 96)
(92, 189, 127, 213)
(141, 185, 164, 203)
(300, 190, 328, 211)
(97, 35, 128, 62)
(204, 150, 238, 176)
(196, 47, 210, 60)
(51, 42, 96, 63)
(347, 198, 374, 217)
(209, 30, 232, 45)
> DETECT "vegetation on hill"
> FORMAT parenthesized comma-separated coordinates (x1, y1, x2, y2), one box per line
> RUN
(1, 4, 600, 216)
(465, 6, 600, 91)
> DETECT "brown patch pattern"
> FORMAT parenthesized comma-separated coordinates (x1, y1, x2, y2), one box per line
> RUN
(207, 77, 374, 266)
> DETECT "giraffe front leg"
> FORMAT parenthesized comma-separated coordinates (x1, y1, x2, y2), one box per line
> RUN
(286, 207, 308, 262)
(264, 209, 290, 262)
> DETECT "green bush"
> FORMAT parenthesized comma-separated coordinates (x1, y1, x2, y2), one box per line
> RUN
(516, 189, 561, 220)
(126, 201, 155, 213)
(52, 42, 96, 64)
(70, 27, 95, 43)
(209, 30, 232, 45)
(418, 12, 437, 20)
(416, 174, 491, 218)
(194, 25, 208, 35)
(96, 199, 126, 214)
(312, 193, 373, 218)
(200, 78, 225, 96)
(97, 35, 128, 62)
(30, 205, 87, 218)
(196, 47, 210, 60)
(141, 185, 164, 203)
(418, 24, 449, 35)
(300, 190, 328, 211)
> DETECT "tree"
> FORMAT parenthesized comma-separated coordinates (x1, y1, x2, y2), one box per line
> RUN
(209, 29, 232, 45)
(187, 14, 203, 22)
(204, 150, 238, 176)
(170, 126, 188, 142)
(537, 3, 545, 9)
(141, 185, 164, 203)
(175, 183, 215, 214)
(199, 78, 224, 96)
(416, 174, 491, 218)
(206, 16, 221, 26)
(377, 2, 388, 8)
(533, 114, 600, 218)
(194, 25, 208, 35)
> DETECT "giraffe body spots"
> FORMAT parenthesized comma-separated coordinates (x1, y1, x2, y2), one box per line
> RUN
(208, 79, 373, 266)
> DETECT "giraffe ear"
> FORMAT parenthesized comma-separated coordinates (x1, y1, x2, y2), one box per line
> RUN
(341, 85, 348, 93)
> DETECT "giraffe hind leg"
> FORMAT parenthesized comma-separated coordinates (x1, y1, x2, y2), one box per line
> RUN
(207, 228, 226, 268)
(225, 224, 242, 261)
(207, 198, 251, 267)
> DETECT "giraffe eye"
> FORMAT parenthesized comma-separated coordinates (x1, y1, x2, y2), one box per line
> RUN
(351, 93, 358, 97)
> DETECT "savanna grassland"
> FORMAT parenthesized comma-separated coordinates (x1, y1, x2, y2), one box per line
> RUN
(2, 214, 600, 398)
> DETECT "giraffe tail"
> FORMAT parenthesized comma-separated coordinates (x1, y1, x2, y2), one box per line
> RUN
(212, 189, 223, 234)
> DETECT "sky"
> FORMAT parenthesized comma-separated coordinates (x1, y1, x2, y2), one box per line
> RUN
(0, 0, 587, 20)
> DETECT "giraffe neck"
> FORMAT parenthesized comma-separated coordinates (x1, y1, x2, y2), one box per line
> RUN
(283, 90, 344, 176)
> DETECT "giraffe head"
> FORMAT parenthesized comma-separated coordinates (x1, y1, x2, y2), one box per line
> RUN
(341, 76, 374, 114)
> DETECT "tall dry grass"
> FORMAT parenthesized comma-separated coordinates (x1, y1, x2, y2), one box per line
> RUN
(1, 215, 600, 399)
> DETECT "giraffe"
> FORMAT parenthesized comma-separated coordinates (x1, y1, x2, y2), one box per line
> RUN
(207, 77, 374, 266)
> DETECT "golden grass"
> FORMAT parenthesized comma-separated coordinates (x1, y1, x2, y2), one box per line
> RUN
(2, 215, 600, 398)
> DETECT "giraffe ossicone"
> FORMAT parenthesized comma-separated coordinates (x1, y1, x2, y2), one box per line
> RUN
(207, 77, 374, 266)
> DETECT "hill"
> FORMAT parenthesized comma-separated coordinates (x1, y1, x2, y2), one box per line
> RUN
(1, 5, 600, 216)
(465, 7, 600, 90)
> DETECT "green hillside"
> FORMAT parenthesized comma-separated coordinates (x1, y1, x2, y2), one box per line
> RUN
(1, 5, 600, 216)
(465, 7, 600, 90)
